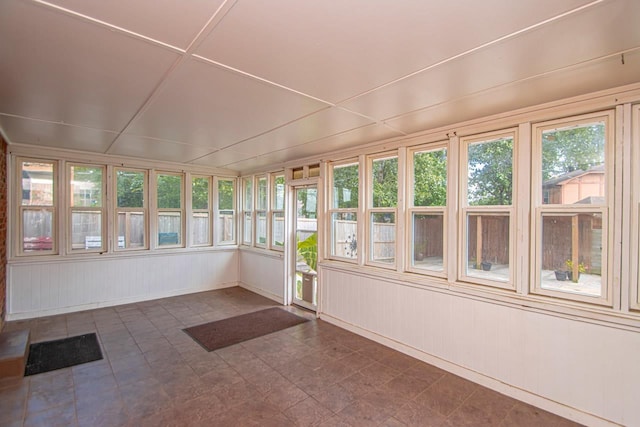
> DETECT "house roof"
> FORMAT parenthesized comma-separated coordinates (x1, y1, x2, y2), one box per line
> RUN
(543, 164, 605, 188)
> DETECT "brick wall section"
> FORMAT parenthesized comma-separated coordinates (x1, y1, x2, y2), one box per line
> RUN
(0, 134, 6, 331)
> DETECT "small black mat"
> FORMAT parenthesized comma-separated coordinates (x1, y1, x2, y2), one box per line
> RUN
(25, 333, 103, 376)
(183, 307, 309, 351)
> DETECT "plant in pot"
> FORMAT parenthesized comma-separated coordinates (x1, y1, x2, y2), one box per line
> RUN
(297, 233, 317, 303)
(481, 260, 492, 271)
(554, 269, 567, 281)
(414, 241, 426, 261)
(565, 259, 586, 282)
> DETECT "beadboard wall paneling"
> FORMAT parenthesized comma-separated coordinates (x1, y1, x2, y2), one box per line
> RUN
(238, 249, 285, 303)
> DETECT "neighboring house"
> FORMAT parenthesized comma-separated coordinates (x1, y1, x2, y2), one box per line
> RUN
(542, 164, 605, 205)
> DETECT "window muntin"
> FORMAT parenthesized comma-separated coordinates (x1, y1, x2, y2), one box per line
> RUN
(242, 177, 253, 245)
(216, 178, 236, 245)
(532, 112, 613, 304)
(191, 176, 211, 246)
(256, 175, 268, 247)
(409, 146, 447, 274)
(69, 164, 105, 252)
(272, 173, 285, 249)
(116, 168, 147, 250)
(19, 159, 56, 255)
(460, 132, 515, 288)
(368, 155, 398, 267)
(329, 161, 359, 261)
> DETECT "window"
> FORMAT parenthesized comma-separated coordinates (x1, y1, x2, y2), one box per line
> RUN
(409, 145, 447, 275)
(272, 173, 285, 249)
(256, 175, 268, 247)
(69, 164, 105, 252)
(216, 178, 236, 245)
(156, 172, 183, 247)
(368, 154, 398, 267)
(532, 111, 613, 304)
(329, 161, 359, 260)
(115, 168, 147, 250)
(242, 177, 253, 245)
(460, 131, 515, 288)
(191, 176, 211, 246)
(19, 159, 56, 255)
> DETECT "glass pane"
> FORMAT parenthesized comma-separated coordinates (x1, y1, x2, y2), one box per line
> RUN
(157, 174, 182, 209)
(292, 167, 304, 180)
(540, 213, 602, 297)
(412, 213, 444, 272)
(372, 157, 398, 208)
(158, 212, 181, 246)
(243, 177, 253, 210)
(21, 161, 54, 206)
(117, 211, 145, 249)
(256, 211, 267, 245)
(191, 212, 210, 245)
(218, 179, 234, 210)
(331, 212, 357, 259)
(272, 211, 285, 247)
(273, 175, 285, 210)
(257, 177, 268, 210)
(541, 121, 606, 205)
(297, 188, 317, 219)
(370, 212, 395, 264)
(467, 137, 513, 206)
(70, 166, 102, 207)
(117, 170, 144, 208)
(414, 149, 447, 207)
(22, 209, 53, 252)
(309, 164, 320, 177)
(243, 212, 252, 244)
(71, 211, 102, 250)
(217, 210, 235, 244)
(332, 162, 359, 209)
(466, 214, 510, 282)
(192, 177, 209, 210)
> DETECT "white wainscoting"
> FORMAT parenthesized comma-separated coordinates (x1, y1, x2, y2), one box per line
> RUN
(320, 267, 640, 427)
(7, 250, 238, 320)
(238, 248, 285, 304)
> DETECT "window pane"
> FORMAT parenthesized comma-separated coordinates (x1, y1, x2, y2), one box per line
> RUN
(157, 174, 182, 209)
(332, 163, 359, 209)
(71, 211, 102, 250)
(272, 211, 284, 247)
(372, 157, 398, 208)
(467, 138, 513, 206)
(21, 161, 54, 206)
(22, 209, 53, 252)
(192, 177, 209, 210)
(257, 177, 268, 210)
(414, 149, 447, 207)
(331, 212, 357, 258)
(158, 212, 181, 246)
(466, 214, 510, 281)
(192, 212, 210, 245)
(70, 166, 102, 207)
(256, 211, 267, 245)
(218, 179, 234, 210)
(412, 213, 444, 272)
(541, 122, 606, 205)
(243, 178, 253, 210)
(117, 211, 145, 248)
(370, 212, 395, 263)
(273, 175, 285, 210)
(243, 212, 252, 244)
(117, 170, 144, 208)
(540, 213, 602, 297)
(217, 210, 235, 244)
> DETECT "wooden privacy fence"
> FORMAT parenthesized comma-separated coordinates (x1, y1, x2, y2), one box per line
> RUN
(332, 220, 396, 259)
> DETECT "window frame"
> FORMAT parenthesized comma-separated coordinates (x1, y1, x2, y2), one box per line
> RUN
(271, 172, 285, 251)
(155, 171, 185, 249)
(241, 176, 254, 246)
(67, 163, 106, 254)
(215, 177, 236, 246)
(114, 167, 148, 251)
(458, 129, 517, 290)
(190, 175, 212, 247)
(255, 174, 268, 248)
(327, 159, 360, 263)
(530, 110, 615, 306)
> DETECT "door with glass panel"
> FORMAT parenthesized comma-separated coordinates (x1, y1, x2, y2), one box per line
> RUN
(293, 185, 318, 310)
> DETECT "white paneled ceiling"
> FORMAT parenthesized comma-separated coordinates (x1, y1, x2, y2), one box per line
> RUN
(1, 0, 639, 173)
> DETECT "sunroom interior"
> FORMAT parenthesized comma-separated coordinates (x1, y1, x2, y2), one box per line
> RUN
(1, 0, 640, 426)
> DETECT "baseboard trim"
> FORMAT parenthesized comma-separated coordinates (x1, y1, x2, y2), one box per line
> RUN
(239, 282, 284, 305)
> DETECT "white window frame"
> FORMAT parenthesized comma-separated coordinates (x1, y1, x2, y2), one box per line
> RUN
(530, 111, 615, 306)
(190, 175, 212, 247)
(459, 129, 517, 290)
(406, 142, 448, 278)
(242, 176, 254, 246)
(114, 167, 148, 251)
(271, 172, 285, 251)
(155, 171, 184, 249)
(366, 152, 399, 269)
(215, 177, 236, 246)
(255, 174, 268, 248)
(327, 159, 360, 263)
(67, 163, 106, 253)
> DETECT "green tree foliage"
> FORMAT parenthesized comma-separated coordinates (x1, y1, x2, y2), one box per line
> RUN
(372, 157, 398, 208)
(157, 174, 182, 209)
(297, 232, 317, 272)
(117, 170, 144, 208)
(468, 138, 513, 206)
(191, 177, 209, 210)
(218, 180, 234, 210)
(542, 123, 605, 180)
(333, 163, 359, 209)
(414, 149, 447, 206)
(71, 166, 102, 207)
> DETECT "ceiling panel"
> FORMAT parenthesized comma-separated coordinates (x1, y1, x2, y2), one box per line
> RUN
(342, 0, 640, 120)
(191, 149, 256, 168)
(0, 0, 180, 133)
(0, 115, 118, 153)
(47, 0, 224, 49)
(127, 58, 329, 148)
(109, 134, 214, 164)
(196, 0, 592, 103)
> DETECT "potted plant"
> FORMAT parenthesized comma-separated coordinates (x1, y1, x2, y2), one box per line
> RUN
(554, 270, 567, 281)
(297, 233, 317, 303)
(481, 261, 492, 271)
(414, 241, 426, 261)
(565, 259, 586, 282)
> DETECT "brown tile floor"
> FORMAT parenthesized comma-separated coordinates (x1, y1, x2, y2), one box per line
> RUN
(0, 287, 583, 427)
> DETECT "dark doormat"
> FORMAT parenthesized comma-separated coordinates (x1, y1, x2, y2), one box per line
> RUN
(25, 333, 103, 376)
(183, 307, 310, 351)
